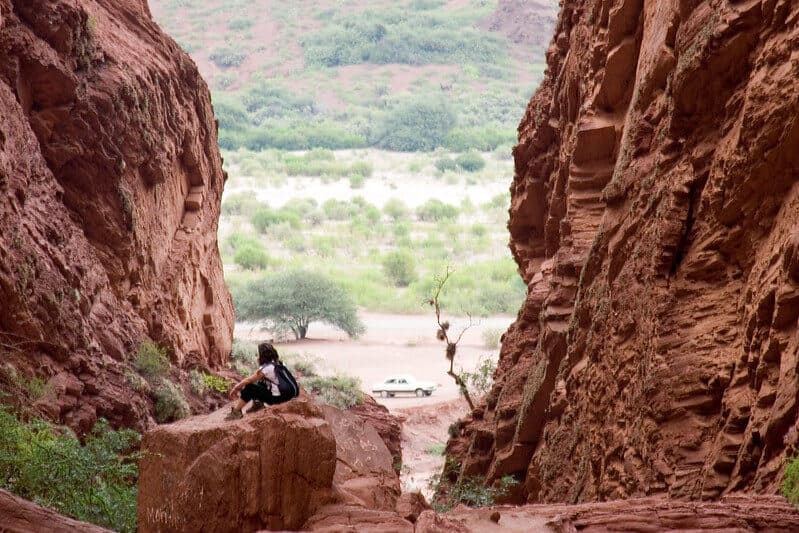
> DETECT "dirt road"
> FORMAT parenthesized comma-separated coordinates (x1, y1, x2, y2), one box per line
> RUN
(236, 312, 512, 409)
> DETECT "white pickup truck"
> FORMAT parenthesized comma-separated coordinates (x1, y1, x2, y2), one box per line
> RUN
(371, 375, 437, 398)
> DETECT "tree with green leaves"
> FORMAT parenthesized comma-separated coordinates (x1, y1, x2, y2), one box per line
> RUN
(235, 270, 365, 340)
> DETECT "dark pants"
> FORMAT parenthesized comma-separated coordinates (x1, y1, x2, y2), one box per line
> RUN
(240, 382, 286, 405)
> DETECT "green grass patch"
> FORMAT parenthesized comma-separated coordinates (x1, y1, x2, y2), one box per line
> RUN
(0, 409, 139, 532)
(301, 375, 363, 409)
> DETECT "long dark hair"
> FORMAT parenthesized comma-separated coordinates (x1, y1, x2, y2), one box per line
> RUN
(258, 342, 279, 366)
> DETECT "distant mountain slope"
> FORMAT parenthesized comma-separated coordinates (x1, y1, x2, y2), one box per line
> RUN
(148, 0, 559, 152)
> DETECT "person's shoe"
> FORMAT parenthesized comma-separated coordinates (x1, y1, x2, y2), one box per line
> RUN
(224, 407, 243, 421)
(247, 401, 265, 414)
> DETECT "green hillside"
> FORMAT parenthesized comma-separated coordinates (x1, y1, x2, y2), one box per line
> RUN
(149, 0, 555, 153)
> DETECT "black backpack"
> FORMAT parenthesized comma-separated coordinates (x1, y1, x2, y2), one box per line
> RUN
(273, 362, 300, 399)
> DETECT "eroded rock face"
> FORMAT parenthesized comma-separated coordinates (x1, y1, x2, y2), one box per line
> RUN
(0, 488, 112, 533)
(0, 0, 233, 431)
(348, 395, 404, 471)
(453, 0, 799, 503)
(435, 495, 799, 533)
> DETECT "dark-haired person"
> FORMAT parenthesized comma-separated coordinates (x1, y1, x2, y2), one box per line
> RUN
(225, 342, 286, 420)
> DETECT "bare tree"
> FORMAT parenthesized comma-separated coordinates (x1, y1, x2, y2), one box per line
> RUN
(428, 267, 476, 411)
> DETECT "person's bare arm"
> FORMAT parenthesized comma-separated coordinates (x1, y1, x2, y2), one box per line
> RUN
(229, 369, 265, 399)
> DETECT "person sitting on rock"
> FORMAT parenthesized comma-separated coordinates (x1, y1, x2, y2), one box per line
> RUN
(225, 342, 286, 420)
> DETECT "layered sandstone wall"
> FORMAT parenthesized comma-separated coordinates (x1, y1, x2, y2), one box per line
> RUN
(0, 0, 233, 431)
(452, 0, 799, 503)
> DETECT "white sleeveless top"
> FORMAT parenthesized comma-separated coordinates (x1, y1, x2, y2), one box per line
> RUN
(259, 363, 281, 396)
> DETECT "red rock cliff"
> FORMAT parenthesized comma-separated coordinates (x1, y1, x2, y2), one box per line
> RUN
(452, 0, 799, 503)
(0, 0, 233, 431)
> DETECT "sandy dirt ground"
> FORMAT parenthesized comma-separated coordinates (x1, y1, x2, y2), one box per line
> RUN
(394, 398, 470, 499)
(235, 312, 512, 408)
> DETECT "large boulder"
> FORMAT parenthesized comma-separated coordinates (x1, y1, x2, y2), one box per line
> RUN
(322, 403, 401, 512)
(138, 397, 337, 532)
(139, 396, 410, 532)
(347, 396, 403, 471)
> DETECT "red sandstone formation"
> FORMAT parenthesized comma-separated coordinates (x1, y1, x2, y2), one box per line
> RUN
(348, 395, 404, 471)
(138, 396, 412, 533)
(0, 0, 233, 432)
(422, 495, 799, 532)
(0, 488, 113, 533)
(451, 0, 799, 504)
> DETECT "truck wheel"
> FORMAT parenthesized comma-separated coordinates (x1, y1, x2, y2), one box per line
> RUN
(415, 389, 424, 397)
(380, 391, 388, 398)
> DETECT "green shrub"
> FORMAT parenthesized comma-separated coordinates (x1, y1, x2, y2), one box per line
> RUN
(243, 82, 315, 117)
(280, 352, 319, 378)
(350, 160, 374, 177)
(214, 73, 238, 90)
(189, 369, 208, 396)
(234, 244, 269, 270)
(310, 235, 338, 258)
(283, 157, 350, 177)
(461, 355, 497, 398)
(466, 225, 486, 239)
(154, 380, 190, 423)
(783, 455, 799, 506)
(221, 123, 367, 152)
(373, 96, 456, 152)
(430, 473, 518, 512)
(224, 232, 261, 254)
(349, 174, 365, 189)
(228, 18, 254, 31)
(455, 151, 485, 172)
(485, 192, 509, 210)
(251, 207, 301, 232)
(302, 375, 363, 409)
(434, 157, 458, 173)
(322, 199, 358, 220)
(231, 338, 257, 366)
(383, 198, 409, 221)
(282, 197, 320, 220)
(382, 250, 417, 287)
(416, 199, 459, 222)
(134, 341, 169, 380)
(301, 9, 505, 67)
(17, 375, 47, 401)
(202, 373, 229, 394)
(213, 99, 250, 131)
(304, 148, 336, 161)
(392, 222, 411, 239)
(209, 46, 248, 68)
(426, 443, 446, 456)
(0, 410, 139, 532)
(445, 127, 516, 151)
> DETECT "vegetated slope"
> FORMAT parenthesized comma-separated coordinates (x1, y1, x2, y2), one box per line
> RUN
(0, 0, 233, 432)
(147, 0, 558, 152)
(448, 0, 799, 503)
